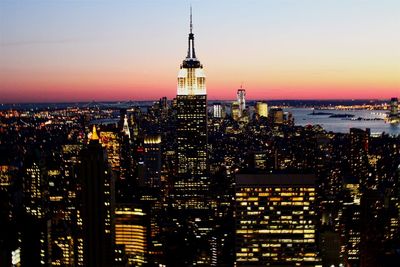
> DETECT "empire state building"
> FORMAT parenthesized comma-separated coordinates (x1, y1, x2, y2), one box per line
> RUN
(174, 9, 209, 211)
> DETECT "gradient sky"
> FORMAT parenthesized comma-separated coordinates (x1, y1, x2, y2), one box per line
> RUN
(0, 0, 399, 102)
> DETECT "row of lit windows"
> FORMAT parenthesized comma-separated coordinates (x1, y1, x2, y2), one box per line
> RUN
(237, 188, 315, 193)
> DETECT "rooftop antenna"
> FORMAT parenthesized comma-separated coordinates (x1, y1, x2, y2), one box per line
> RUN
(190, 5, 193, 34)
(186, 5, 196, 59)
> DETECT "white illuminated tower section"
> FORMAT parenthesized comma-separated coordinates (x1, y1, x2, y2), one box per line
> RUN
(175, 8, 208, 210)
(237, 86, 246, 117)
(122, 114, 131, 140)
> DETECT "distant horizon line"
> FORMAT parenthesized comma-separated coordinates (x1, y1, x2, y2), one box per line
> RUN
(1, 98, 397, 105)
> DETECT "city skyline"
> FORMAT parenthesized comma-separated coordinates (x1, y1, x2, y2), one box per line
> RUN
(0, 2, 399, 265)
(1, 0, 399, 102)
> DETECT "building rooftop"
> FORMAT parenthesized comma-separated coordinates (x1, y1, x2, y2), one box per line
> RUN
(236, 173, 316, 186)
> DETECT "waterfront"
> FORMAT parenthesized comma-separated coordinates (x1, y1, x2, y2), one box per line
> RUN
(287, 108, 399, 135)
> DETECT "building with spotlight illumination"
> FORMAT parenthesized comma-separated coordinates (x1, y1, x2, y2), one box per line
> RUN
(387, 97, 399, 124)
(231, 102, 240, 121)
(255, 102, 268, 118)
(237, 87, 246, 117)
(100, 131, 121, 173)
(213, 103, 223, 119)
(114, 204, 149, 266)
(143, 135, 162, 188)
(269, 108, 284, 124)
(235, 173, 321, 266)
(174, 9, 209, 210)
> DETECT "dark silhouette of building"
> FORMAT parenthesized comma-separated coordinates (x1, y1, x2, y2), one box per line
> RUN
(79, 126, 115, 267)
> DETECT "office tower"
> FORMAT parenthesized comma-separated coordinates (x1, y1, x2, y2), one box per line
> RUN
(252, 151, 268, 170)
(235, 173, 321, 266)
(0, 162, 16, 265)
(117, 113, 134, 201)
(231, 102, 240, 121)
(160, 96, 168, 109)
(122, 114, 131, 140)
(213, 103, 222, 119)
(143, 135, 162, 188)
(114, 204, 150, 266)
(340, 178, 361, 266)
(0, 165, 16, 191)
(174, 8, 209, 210)
(237, 87, 246, 117)
(349, 128, 370, 187)
(269, 108, 284, 124)
(79, 126, 114, 267)
(388, 97, 399, 123)
(22, 152, 52, 266)
(255, 102, 268, 118)
(60, 144, 82, 266)
(390, 97, 398, 116)
(47, 158, 76, 267)
(158, 97, 169, 120)
(100, 131, 121, 173)
(359, 190, 384, 267)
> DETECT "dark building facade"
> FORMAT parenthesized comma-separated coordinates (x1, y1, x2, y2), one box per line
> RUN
(79, 126, 114, 267)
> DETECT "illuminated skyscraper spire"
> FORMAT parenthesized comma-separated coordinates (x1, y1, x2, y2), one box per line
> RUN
(190, 5, 193, 34)
(175, 6, 208, 210)
(91, 125, 99, 141)
(122, 114, 131, 139)
(186, 6, 196, 59)
(178, 7, 205, 95)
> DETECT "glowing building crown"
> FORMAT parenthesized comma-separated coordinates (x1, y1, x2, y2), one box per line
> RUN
(177, 7, 206, 96)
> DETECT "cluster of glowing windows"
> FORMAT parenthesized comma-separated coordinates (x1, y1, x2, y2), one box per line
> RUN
(235, 184, 318, 265)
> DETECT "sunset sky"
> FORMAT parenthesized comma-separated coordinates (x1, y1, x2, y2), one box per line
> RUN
(0, 0, 399, 103)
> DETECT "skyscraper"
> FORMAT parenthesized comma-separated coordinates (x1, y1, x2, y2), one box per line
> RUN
(122, 114, 131, 140)
(174, 8, 208, 210)
(79, 126, 114, 267)
(213, 103, 223, 119)
(231, 102, 240, 121)
(22, 152, 52, 266)
(237, 87, 246, 117)
(349, 128, 370, 187)
(114, 203, 150, 266)
(255, 102, 268, 118)
(143, 135, 162, 188)
(235, 173, 321, 266)
(388, 97, 399, 124)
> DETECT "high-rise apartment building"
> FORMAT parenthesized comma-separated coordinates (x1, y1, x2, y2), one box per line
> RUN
(340, 178, 361, 266)
(349, 128, 370, 187)
(235, 173, 321, 266)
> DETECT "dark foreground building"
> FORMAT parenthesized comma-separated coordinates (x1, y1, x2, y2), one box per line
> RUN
(79, 126, 115, 267)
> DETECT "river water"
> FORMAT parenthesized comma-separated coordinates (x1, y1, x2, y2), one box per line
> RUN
(286, 108, 399, 135)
